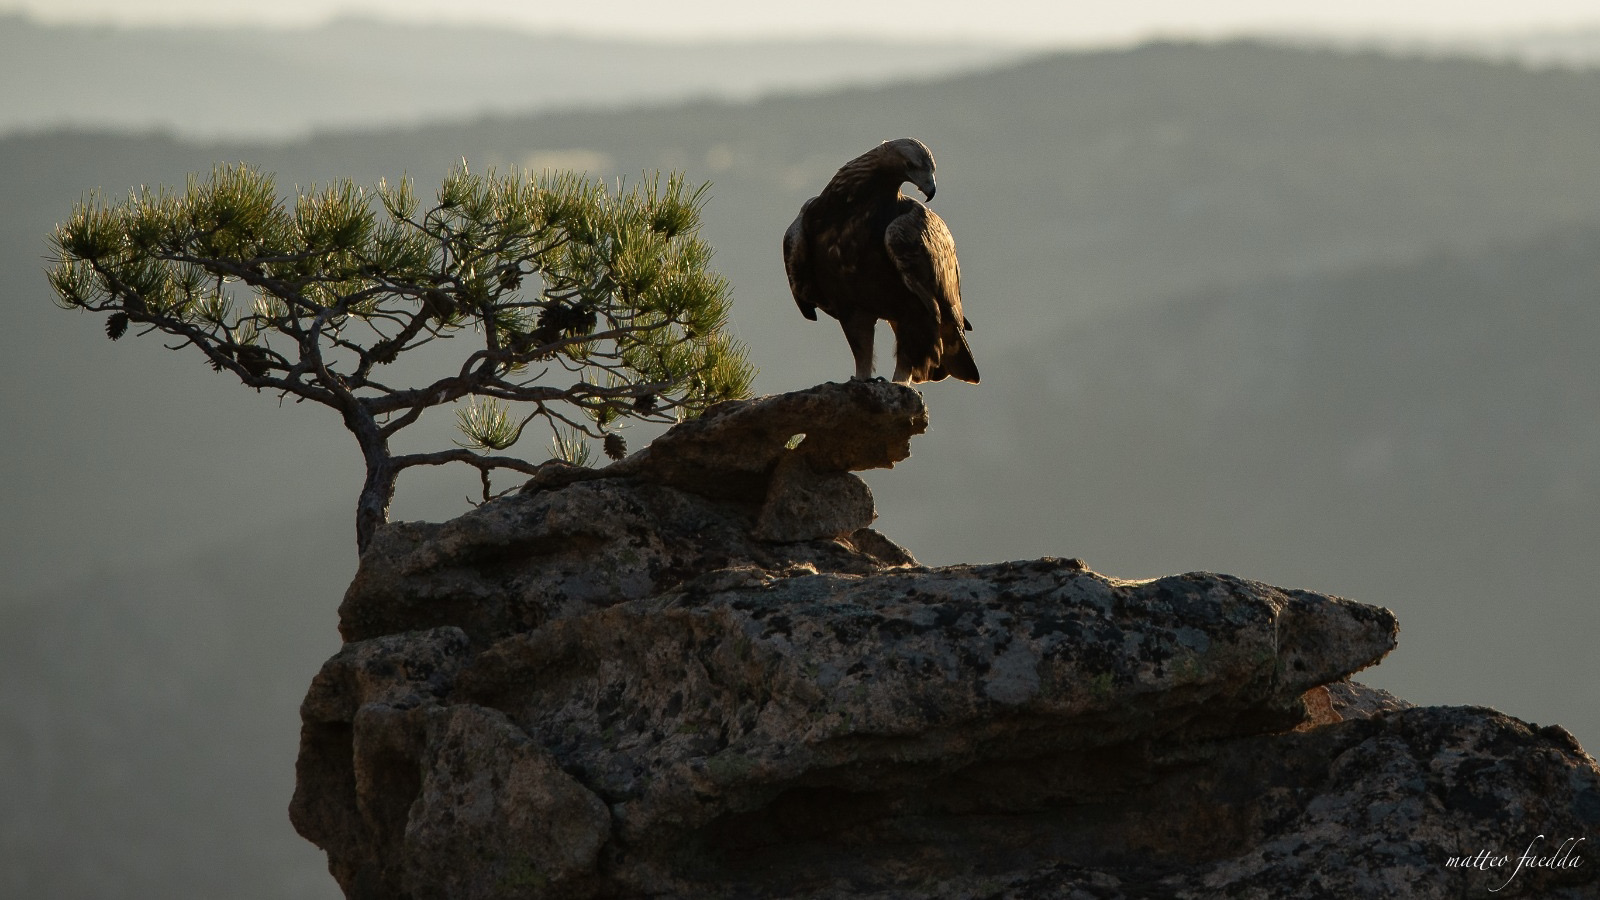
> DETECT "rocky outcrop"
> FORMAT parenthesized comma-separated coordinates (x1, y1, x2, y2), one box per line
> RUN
(337, 381, 922, 646)
(291, 381, 1600, 899)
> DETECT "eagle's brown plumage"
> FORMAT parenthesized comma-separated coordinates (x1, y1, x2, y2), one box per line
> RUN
(782, 138, 979, 385)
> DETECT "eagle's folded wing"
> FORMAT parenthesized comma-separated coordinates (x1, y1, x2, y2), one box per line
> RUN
(884, 204, 959, 327)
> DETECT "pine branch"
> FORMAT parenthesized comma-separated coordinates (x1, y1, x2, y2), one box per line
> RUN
(48, 160, 756, 551)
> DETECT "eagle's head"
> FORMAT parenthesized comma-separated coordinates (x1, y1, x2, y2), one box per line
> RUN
(884, 137, 937, 201)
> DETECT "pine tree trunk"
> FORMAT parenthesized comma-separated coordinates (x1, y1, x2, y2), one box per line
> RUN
(348, 405, 396, 554)
(354, 458, 397, 554)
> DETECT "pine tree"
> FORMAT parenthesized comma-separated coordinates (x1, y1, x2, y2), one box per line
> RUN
(49, 162, 754, 551)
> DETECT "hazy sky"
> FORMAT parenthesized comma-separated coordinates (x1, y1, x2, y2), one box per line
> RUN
(5, 0, 1600, 44)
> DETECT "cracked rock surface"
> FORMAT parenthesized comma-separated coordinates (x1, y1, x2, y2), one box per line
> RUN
(291, 381, 1600, 899)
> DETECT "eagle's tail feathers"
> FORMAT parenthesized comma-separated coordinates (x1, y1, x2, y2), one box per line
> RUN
(944, 343, 980, 384)
(940, 322, 980, 384)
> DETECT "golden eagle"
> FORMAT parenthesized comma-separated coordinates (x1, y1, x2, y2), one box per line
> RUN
(782, 138, 979, 385)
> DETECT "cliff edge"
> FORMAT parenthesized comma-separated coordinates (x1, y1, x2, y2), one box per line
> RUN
(290, 381, 1599, 899)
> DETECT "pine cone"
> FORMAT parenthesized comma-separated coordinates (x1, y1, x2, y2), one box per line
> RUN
(237, 346, 271, 377)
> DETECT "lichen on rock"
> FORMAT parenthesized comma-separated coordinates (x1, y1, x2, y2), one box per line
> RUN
(291, 381, 1600, 900)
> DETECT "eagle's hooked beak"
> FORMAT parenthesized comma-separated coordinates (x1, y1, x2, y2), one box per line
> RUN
(915, 176, 937, 201)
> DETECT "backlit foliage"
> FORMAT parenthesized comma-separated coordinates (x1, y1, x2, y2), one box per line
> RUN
(49, 161, 754, 548)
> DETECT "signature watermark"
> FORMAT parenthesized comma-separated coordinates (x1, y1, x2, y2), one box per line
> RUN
(1445, 835, 1585, 892)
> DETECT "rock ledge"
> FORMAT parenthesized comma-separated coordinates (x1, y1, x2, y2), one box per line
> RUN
(292, 382, 1599, 900)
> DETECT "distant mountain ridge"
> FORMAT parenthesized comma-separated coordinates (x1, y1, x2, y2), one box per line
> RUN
(8, 12, 1600, 142)
(1309, 26, 1600, 70)
(0, 13, 1020, 139)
